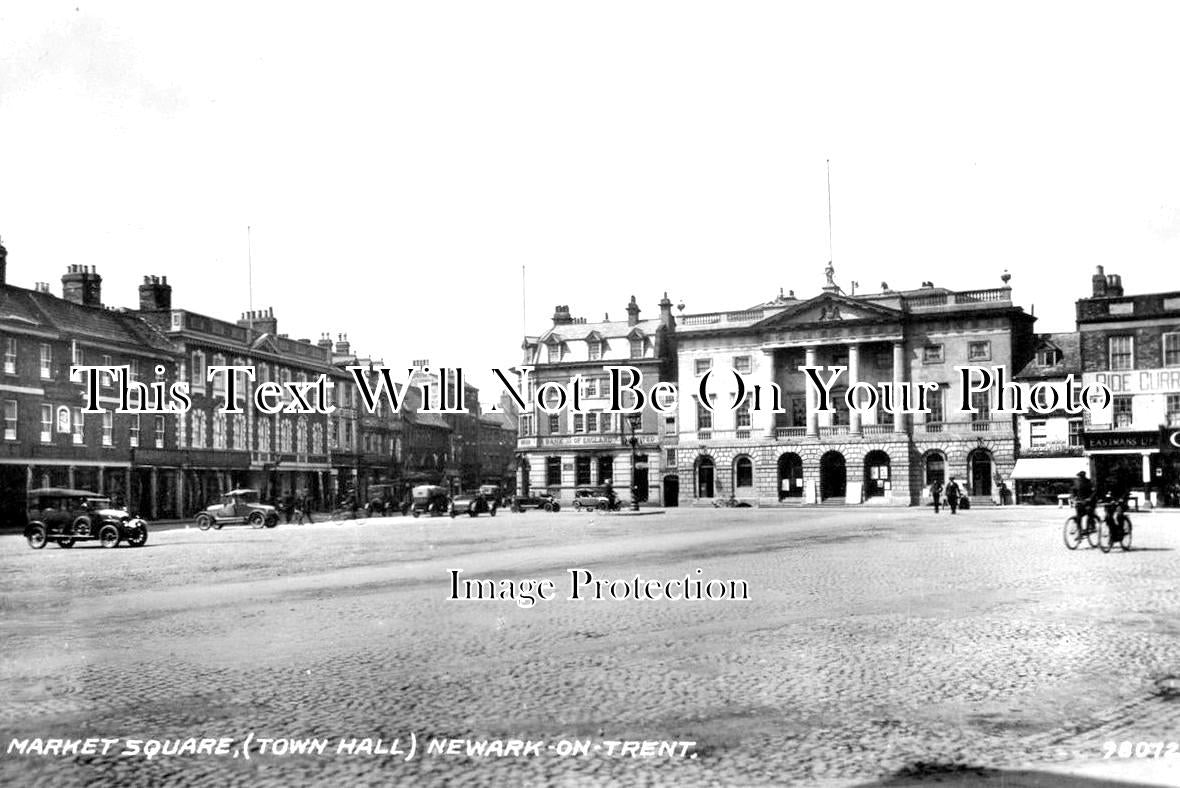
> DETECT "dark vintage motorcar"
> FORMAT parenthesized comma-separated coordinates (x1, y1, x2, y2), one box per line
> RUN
(195, 489, 279, 530)
(451, 491, 498, 518)
(509, 492, 561, 512)
(478, 484, 507, 508)
(410, 485, 453, 518)
(25, 488, 149, 549)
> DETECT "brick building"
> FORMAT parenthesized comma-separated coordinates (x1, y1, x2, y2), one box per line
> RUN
(1076, 266, 1180, 506)
(0, 251, 182, 524)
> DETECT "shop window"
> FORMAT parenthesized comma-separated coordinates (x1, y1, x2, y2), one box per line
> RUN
(922, 344, 944, 364)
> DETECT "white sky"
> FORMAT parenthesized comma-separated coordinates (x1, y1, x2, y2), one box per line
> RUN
(3, 2, 1180, 401)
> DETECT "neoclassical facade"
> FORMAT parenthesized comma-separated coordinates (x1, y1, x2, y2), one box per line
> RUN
(673, 276, 1036, 506)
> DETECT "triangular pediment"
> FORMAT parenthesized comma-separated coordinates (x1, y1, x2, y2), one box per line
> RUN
(251, 333, 281, 354)
(753, 293, 902, 329)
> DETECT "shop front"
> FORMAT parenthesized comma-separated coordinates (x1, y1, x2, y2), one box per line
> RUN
(1011, 456, 1089, 505)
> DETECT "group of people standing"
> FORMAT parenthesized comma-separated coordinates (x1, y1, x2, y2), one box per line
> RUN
(928, 477, 964, 514)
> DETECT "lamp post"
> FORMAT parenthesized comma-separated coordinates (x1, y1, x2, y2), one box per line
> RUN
(627, 413, 642, 511)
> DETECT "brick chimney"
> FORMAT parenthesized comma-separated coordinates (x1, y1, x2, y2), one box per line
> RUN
(237, 307, 277, 335)
(139, 275, 172, 310)
(0, 235, 7, 286)
(626, 295, 640, 326)
(1091, 265, 1108, 297)
(62, 264, 103, 307)
(1105, 273, 1124, 298)
(658, 291, 673, 328)
(552, 305, 573, 326)
(334, 333, 351, 355)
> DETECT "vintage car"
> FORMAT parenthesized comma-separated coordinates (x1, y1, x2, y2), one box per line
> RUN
(478, 484, 506, 507)
(195, 489, 279, 530)
(451, 491, 498, 518)
(410, 485, 453, 518)
(572, 487, 620, 511)
(509, 492, 561, 512)
(25, 488, 149, 549)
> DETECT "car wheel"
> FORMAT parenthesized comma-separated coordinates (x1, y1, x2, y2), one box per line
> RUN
(248, 512, 265, 528)
(543, 502, 554, 512)
(72, 515, 93, 536)
(27, 524, 48, 550)
(196, 513, 213, 531)
(126, 521, 148, 548)
(58, 538, 75, 549)
(264, 514, 279, 528)
(490, 506, 497, 517)
(469, 510, 477, 518)
(412, 509, 421, 518)
(573, 501, 582, 511)
(98, 524, 120, 549)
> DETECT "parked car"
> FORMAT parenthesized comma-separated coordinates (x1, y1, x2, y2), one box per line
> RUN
(451, 491, 498, 518)
(195, 489, 279, 530)
(510, 492, 561, 512)
(25, 488, 149, 549)
(479, 484, 507, 507)
(410, 485, 453, 517)
(573, 487, 621, 511)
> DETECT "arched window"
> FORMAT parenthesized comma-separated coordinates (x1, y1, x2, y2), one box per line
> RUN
(734, 455, 754, 489)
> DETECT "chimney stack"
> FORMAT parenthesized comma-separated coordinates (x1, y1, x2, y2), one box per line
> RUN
(0, 235, 7, 286)
(138, 274, 172, 310)
(658, 291, 673, 328)
(237, 306, 277, 335)
(1092, 265, 1108, 297)
(552, 305, 573, 326)
(1106, 273, 1124, 298)
(62, 264, 103, 307)
(335, 333, 351, 355)
(626, 295, 640, 327)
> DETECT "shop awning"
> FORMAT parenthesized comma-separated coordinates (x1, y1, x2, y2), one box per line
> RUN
(1011, 457, 1089, 480)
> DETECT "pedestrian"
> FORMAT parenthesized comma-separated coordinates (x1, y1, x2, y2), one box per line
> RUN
(945, 477, 961, 514)
(929, 479, 943, 513)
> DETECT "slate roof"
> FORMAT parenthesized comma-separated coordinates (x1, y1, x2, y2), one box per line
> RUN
(0, 284, 177, 353)
(1015, 332, 1082, 380)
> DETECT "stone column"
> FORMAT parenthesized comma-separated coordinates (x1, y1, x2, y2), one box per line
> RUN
(763, 350, 778, 437)
(176, 469, 185, 518)
(68, 465, 76, 488)
(892, 341, 906, 434)
(848, 344, 861, 436)
(805, 346, 819, 437)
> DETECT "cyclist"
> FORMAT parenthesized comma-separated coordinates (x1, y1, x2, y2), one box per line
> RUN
(1072, 471, 1096, 533)
(1099, 476, 1130, 542)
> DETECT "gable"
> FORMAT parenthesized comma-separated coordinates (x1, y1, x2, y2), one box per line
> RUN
(752, 293, 902, 329)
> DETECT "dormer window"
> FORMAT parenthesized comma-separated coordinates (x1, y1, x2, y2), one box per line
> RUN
(630, 337, 644, 358)
(545, 338, 563, 363)
(1036, 347, 1061, 366)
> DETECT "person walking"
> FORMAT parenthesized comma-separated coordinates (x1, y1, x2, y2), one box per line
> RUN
(930, 479, 944, 513)
(945, 477, 962, 514)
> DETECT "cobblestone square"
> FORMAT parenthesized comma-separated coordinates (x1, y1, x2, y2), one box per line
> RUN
(2, 507, 1179, 786)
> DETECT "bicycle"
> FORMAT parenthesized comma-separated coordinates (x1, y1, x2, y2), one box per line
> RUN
(1063, 498, 1101, 550)
(1097, 496, 1133, 553)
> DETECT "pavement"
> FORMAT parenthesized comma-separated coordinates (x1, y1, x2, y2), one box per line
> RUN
(1, 506, 1178, 786)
